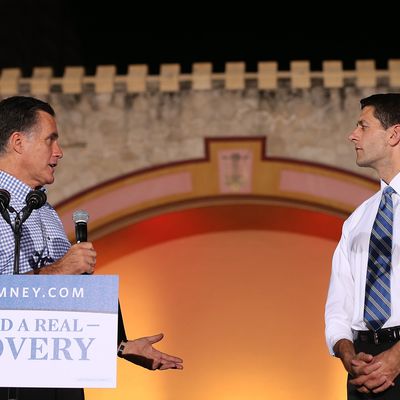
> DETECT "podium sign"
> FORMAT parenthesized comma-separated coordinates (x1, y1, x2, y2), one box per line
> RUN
(0, 275, 118, 388)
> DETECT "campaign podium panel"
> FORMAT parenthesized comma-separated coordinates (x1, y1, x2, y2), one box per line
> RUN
(0, 275, 118, 388)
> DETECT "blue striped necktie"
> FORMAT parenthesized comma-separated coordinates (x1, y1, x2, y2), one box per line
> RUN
(364, 186, 396, 331)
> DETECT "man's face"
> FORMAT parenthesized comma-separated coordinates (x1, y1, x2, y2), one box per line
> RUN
(18, 110, 63, 188)
(348, 105, 390, 170)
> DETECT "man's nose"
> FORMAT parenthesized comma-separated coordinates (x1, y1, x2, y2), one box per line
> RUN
(54, 141, 63, 158)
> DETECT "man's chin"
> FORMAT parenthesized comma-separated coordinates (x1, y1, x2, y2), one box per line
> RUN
(44, 175, 55, 185)
(355, 159, 370, 168)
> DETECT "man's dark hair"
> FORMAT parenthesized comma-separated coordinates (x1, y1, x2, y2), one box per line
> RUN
(360, 93, 400, 129)
(0, 96, 55, 154)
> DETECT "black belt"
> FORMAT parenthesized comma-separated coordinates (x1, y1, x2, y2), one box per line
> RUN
(354, 326, 400, 344)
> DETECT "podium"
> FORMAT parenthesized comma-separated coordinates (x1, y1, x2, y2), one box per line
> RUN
(0, 275, 118, 388)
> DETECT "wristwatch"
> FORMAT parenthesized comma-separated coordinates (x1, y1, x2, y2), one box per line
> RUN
(117, 340, 127, 357)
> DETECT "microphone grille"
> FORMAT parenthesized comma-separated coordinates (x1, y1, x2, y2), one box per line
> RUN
(26, 189, 47, 209)
(72, 209, 89, 224)
(0, 189, 11, 208)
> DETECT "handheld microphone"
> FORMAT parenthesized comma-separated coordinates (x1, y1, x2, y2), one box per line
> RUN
(72, 209, 89, 243)
(0, 189, 11, 225)
(21, 189, 47, 223)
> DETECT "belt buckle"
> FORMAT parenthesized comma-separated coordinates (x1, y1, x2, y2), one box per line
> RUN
(373, 331, 379, 344)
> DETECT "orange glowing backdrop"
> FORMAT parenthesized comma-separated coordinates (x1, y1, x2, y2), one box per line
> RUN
(54, 138, 378, 399)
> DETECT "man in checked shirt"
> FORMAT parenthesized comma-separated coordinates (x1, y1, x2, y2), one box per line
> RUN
(0, 96, 183, 400)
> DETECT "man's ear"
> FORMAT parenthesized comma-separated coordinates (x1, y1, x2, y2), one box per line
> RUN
(389, 124, 400, 146)
(9, 132, 24, 154)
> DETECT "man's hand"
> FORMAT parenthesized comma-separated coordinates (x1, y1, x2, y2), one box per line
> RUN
(349, 354, 386, 393)
(119, 333, 183, 370)
(38, 242, 97, 275)
(350, 344, 400, 393)
(334, 339, 385, 393)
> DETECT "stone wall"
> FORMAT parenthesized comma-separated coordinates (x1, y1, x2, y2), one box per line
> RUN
(48, 85, 385, 204)
(2, 61, 399, 204)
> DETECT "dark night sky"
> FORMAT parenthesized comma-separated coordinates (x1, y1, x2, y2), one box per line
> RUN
(0, 1, 399, 77)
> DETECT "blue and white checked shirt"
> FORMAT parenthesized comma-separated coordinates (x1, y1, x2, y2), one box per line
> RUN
(0, 171, 71, 274)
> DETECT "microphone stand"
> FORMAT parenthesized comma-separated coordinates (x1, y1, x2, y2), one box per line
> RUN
(0, 191, 46, 400)
(0, 202, 23, 275)
(12, 212, 22, 275)
(0, 207, 19, 399)
(9, 212, 24, 400)
(10, 190, 47, 275)
(5, 209, 40, 400)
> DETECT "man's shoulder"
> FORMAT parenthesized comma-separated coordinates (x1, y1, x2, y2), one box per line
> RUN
(345, 190, 380, 225)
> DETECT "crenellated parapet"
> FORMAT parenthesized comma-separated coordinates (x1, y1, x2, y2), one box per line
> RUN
(0, 60, 393, 205)
(1, 60, 400, 95)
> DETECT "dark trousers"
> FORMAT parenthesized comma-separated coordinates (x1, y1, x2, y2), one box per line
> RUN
(348, 340, 400, 399)
(0, 388, 84, 400)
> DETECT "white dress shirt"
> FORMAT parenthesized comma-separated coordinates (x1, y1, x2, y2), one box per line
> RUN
(325, 172, 400, 355)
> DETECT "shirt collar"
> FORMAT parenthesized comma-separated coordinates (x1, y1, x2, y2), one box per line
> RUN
(0, 170, 46, 203)
(381, 172, 400, 195)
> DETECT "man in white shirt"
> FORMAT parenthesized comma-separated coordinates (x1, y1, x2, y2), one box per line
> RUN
(325, 93, 400, 399)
